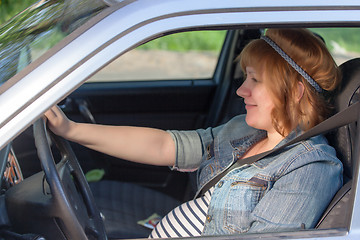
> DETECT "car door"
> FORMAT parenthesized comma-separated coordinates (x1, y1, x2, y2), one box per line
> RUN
(56, 29, 253, 200)
(12, 28, 257, 200)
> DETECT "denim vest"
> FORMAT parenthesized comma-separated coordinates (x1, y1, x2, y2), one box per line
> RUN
(169, 115, 343, 235)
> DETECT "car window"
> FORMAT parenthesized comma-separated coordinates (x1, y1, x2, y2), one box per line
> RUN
(311, 28, 360, 65)
(0, 0, 108, 84)
(87, 30, 227, 82)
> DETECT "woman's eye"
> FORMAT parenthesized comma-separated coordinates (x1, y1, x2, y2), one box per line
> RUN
(252, 77, 259, 83)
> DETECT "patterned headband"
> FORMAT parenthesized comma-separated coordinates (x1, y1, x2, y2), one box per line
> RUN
(261, 35, 323, 93)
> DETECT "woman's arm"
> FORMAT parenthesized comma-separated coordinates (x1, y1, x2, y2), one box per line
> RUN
(45, 106, 176, 166)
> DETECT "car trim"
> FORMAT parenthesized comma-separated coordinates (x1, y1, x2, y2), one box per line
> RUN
(2, 4, 360, 142)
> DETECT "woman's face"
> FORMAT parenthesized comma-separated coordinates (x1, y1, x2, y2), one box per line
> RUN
(236, 66, 276, 133)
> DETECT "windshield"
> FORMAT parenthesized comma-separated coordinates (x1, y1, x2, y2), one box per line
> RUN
(0, 0, 109, 84)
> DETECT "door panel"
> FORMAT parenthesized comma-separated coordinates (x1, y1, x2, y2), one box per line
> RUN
(62, 80, 216, 199)
(13, 28, 257, 200)
(59, 30, 232, 199)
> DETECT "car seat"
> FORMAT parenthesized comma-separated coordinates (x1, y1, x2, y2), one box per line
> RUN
(89, 180, 181, 239)
(316, 58, 360, 229)
(89, 55, 360, 238)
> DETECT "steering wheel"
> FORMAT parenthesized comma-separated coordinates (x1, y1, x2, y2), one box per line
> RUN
(33, 117, 107, 240)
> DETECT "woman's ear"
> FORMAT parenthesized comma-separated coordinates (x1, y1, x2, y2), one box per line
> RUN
(297, 81, 305, 101)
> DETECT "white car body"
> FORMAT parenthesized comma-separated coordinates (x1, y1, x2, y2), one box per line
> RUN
(1, 0, 360, 239)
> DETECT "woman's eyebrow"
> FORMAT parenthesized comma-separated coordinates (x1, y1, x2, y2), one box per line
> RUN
(246, 70, 257, 75)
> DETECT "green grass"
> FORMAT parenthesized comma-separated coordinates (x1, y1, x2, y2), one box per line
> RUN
(140, 28, 360, 54)
(139, 31, 227, 52)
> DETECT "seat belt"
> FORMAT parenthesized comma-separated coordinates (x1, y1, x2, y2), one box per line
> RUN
(196, 100, 360, 198)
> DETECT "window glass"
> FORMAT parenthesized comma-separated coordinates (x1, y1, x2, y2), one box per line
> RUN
(88, 31, 227, 82)
(311, 28, 360, 65)
(0, 1, 107, 84)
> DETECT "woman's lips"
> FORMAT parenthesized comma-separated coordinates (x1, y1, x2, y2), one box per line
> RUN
(245, 105, 255, 110)
(245, 102, 256, 110)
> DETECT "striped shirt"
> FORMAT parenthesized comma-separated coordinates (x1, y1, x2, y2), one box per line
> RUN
(149, 188, 213, 238)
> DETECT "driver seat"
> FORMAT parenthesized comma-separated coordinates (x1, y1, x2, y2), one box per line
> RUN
(90, 58, 360, 238)
(316, 57, 360, 229)
(90, 180, 180, 239)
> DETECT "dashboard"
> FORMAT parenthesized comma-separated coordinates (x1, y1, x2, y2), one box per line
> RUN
(0, 144, 23, 193)
(0, 143, 24, 237)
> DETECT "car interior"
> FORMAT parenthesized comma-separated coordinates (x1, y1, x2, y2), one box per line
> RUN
(0, 27, 360, 239)
(316, 57, 360, 230)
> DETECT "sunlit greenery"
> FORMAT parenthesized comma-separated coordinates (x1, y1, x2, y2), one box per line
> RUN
(0, 0, 39, 25)
(311, 28, 360, 53)
(139, 31, 227, 52)
(1, 2, 359, 55)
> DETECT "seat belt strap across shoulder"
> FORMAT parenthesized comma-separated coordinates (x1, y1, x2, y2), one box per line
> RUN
(196, 101, 360, 197)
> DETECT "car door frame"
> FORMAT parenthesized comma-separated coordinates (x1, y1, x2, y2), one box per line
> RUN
(1, 1, 360, 239)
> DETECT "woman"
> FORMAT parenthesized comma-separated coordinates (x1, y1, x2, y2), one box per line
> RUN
(45, 28, 343, 237)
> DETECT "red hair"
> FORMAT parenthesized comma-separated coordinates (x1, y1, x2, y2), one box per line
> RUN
(238, 29, 341, 136)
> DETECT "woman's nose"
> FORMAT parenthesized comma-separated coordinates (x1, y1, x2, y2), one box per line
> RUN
(236, 81, 250, 98)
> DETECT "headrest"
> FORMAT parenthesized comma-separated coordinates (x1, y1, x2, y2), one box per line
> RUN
(328, 58, 360, 179)
(337, 58, 360, 112)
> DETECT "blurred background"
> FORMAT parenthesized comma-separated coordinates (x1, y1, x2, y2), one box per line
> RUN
(0, 0, 38, 24)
